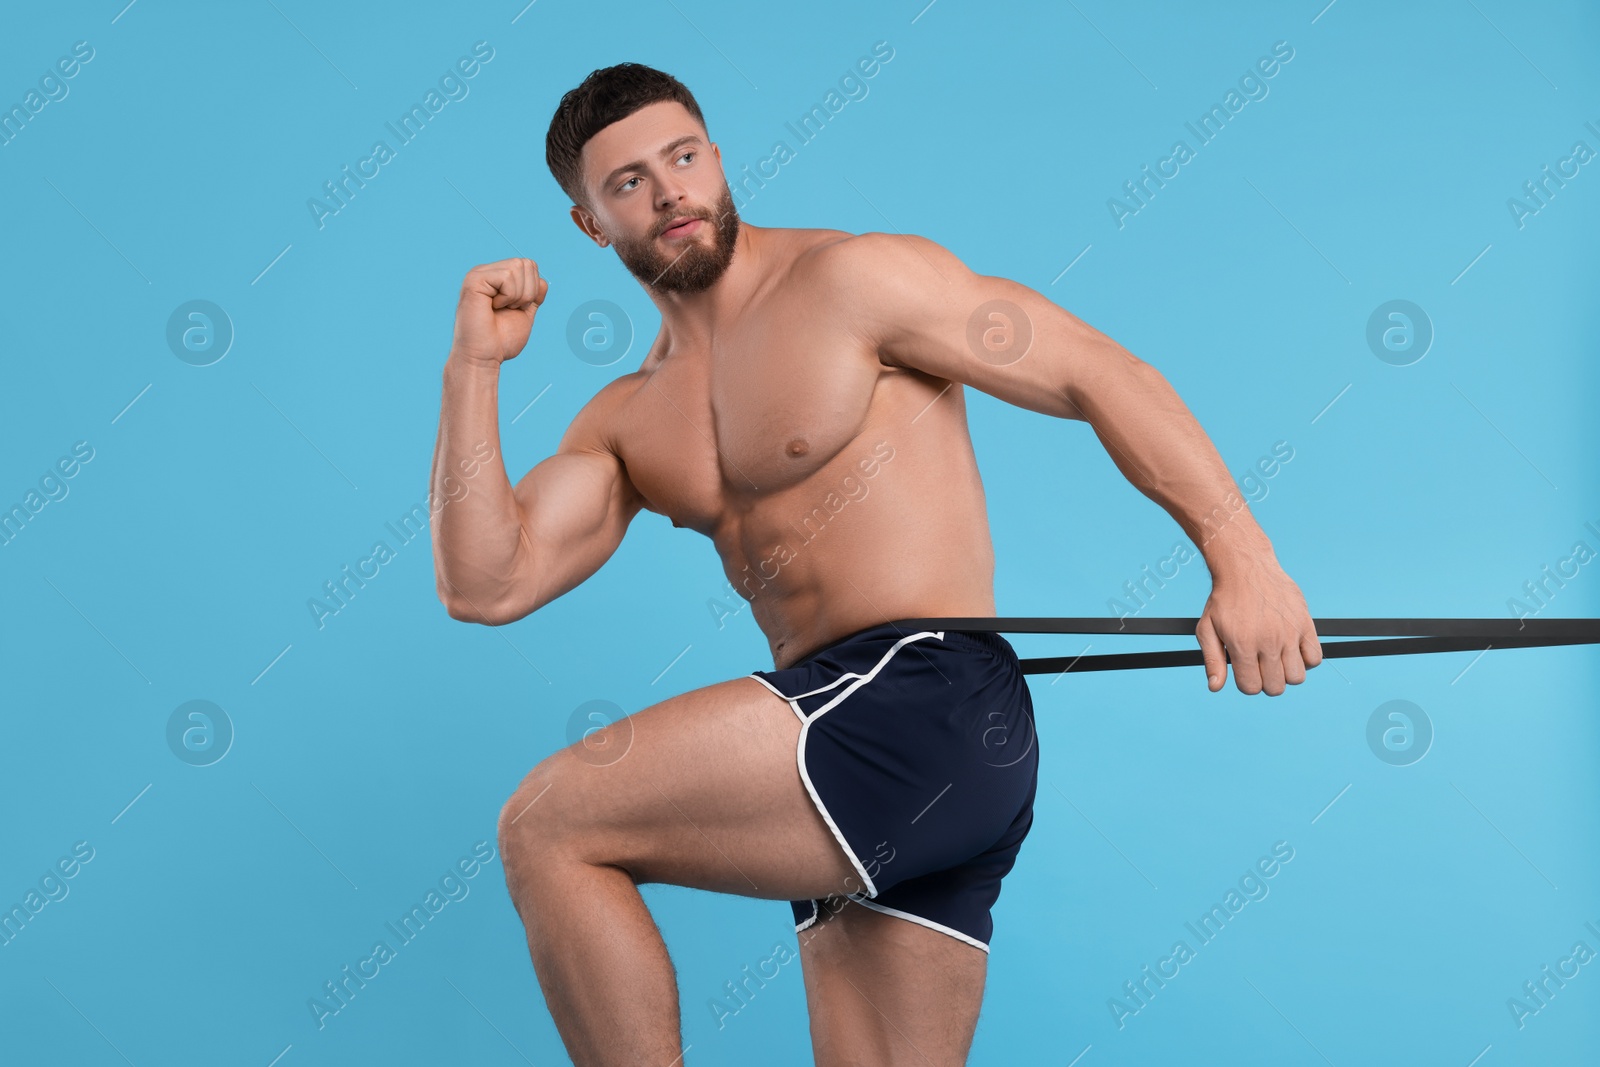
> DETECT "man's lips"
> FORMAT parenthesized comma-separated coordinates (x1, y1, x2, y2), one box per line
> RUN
(661, 217, 703, 239)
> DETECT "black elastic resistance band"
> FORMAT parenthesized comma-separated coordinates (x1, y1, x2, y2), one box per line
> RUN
(889, 617, 1600, 676)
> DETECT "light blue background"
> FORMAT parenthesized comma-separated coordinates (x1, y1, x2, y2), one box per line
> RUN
(2, 0, 1596, 1064)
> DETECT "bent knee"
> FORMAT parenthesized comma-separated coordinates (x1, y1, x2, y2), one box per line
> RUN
(497, 746, 631, 869)
(496, 754, 572, 864)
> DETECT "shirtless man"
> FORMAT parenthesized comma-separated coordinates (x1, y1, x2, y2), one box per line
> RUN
(430, 62, 1321, 1067)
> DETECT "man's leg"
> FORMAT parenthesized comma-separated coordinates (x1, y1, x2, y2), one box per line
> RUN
(497, 675, 866, 1066)
(796, 900, 988, 1067)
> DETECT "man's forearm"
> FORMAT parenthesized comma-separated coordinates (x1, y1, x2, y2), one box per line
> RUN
(431, 356, 523, 615)
(1069, 345, 1278, 580)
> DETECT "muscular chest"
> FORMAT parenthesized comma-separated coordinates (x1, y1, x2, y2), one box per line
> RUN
(618, 328, 880, 533)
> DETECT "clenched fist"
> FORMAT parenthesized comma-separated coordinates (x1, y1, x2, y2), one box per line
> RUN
(450, 257, 550, 367)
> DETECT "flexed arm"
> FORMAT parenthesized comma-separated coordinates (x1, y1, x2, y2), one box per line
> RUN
(431, 257, 643, 625)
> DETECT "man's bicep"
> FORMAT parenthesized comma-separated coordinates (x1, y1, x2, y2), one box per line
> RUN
(839, 232, 1130, 421)
(505, 446, 642, 612)
(494, 391, 644, 621)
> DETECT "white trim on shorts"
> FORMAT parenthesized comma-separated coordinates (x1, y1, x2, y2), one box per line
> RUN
(748, 673, 806, 722)
(790, 894, 991, 954)
(849, 896, 991, 954)
(751, 629, 944, 903)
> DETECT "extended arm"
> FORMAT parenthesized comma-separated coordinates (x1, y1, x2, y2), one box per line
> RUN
(824, 232, 1322, 694)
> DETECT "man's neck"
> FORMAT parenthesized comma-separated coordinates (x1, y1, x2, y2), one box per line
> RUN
(646, 222, 770, 347)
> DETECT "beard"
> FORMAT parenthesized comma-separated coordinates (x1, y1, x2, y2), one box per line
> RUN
(610, 184, 741, 294)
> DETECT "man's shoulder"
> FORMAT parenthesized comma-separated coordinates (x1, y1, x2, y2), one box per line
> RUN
(789, 227, 900, 272)
(785, 228, 949, 298)
(561, 368, 646, 457)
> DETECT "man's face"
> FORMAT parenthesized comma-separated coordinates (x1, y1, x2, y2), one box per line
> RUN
(576, 101, 740, 294)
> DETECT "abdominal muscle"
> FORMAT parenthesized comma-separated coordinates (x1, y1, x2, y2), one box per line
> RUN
(716, 379, 999, 670)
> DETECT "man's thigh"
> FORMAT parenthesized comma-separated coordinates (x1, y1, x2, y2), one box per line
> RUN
(798, 899, 988, 1067)
(499, 675, 863, 902)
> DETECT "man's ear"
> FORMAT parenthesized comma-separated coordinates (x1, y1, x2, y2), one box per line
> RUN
(570, 204, 609, 248)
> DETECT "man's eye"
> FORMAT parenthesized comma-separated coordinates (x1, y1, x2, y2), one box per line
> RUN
(618, 152, 692, 192)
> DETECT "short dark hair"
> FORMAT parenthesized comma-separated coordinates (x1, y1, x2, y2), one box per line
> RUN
(545, 63, 709, 207)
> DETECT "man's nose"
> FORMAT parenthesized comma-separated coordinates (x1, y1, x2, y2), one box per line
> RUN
(655, 177, 687, 209)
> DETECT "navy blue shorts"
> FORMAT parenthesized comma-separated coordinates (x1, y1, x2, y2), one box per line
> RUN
(749, 620, 1039, 954)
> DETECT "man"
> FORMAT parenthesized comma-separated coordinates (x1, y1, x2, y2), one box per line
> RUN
(430, 62, 1321, 1067)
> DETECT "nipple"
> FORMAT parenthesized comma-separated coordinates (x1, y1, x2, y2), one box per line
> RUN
(786, 436, 810, 457)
